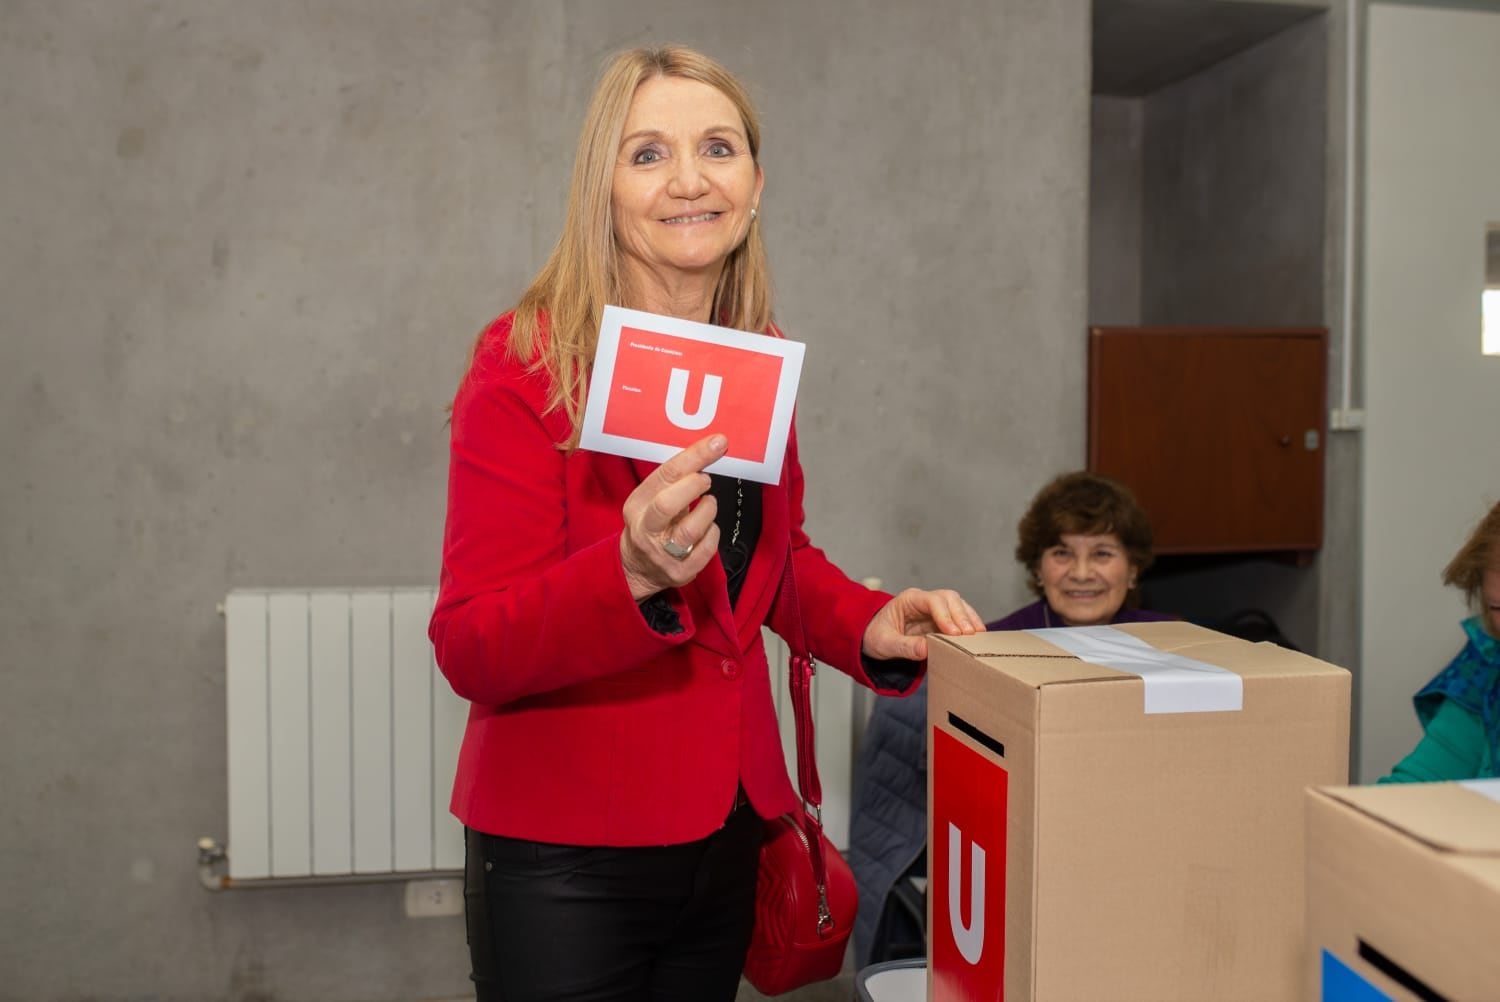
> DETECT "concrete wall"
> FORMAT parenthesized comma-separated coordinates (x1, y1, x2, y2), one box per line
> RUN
(1086, 12, 1340, 660)
(1140, 14, 1327, 328)
(1359, 1, 1500, 782)
(0, 1, 1090, 998)
(1088, 96, 1144, 326)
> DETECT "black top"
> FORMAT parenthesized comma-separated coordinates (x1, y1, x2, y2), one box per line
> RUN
(637, 477, 762, 635)
(707, 475, 762, 609)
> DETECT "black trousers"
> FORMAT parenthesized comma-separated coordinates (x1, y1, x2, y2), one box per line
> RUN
(464, 801, 763, 1002)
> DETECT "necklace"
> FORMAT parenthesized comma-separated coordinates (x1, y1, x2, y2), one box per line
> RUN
(729, 479, 744, 549)
(711, 475, 751, 583)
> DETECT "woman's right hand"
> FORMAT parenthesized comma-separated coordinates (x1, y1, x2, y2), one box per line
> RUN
(619, 434, 729, 602)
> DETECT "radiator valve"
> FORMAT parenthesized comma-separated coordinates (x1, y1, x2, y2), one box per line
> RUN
(197, 837, 228, 891)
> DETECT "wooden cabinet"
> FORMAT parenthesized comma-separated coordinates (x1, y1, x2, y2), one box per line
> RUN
(1087, 327, 1327, 555)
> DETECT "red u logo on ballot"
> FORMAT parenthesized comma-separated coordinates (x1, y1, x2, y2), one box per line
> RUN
(931, 727, 1007, 1000)
(602, 326, 784, 462)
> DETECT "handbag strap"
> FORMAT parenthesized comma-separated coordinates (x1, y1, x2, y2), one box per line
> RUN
(778, 550, 822, 805)
(778, 546, 836, 934)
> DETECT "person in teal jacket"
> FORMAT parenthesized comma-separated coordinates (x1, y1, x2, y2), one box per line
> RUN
(1381, 499, 1500, 783)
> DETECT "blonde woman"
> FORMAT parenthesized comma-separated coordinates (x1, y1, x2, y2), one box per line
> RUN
(428, 46, 982, 1001)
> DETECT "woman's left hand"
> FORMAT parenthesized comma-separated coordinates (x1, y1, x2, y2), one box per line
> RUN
(862, 588, 985, 662)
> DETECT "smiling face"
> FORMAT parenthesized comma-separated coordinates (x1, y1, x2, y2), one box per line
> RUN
(611, 75, 763, 310)
(1037, 532, 1137, 627)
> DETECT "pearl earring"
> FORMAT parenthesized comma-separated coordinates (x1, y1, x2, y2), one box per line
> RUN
(750, 207, 758, 221)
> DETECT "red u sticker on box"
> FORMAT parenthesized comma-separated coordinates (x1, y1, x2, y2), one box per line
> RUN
(579, 306, 805, 484)
(932, 726, 1008, 1001)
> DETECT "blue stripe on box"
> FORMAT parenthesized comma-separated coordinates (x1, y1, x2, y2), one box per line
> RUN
(1323, 950, 1393, 1002)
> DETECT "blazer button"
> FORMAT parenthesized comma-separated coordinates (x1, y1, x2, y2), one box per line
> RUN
(720, 658, 742, 680)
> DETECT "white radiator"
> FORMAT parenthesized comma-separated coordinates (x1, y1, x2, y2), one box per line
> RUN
(223, 589, 859, 881)
(224, 588, 466, 880)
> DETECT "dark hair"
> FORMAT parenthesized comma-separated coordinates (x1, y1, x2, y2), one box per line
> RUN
(1442, 499, 1500, 636)
(1014, 471, 1155, 598)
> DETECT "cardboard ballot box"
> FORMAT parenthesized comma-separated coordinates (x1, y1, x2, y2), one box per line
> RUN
(1306, 781, 1500, 1002)
(926, 621, 1350, 1002)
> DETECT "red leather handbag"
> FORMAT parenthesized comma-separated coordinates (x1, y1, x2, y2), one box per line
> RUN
(742, 553, 858, 995)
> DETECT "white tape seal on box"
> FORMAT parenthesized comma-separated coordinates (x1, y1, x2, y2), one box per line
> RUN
(1026, 625, 1244, 714)
(1459, 778, 1500, 804)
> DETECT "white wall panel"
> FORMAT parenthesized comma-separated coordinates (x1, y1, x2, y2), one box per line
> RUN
(391, 590, 434, 871)
(1361, 3, 1500, 781)
(266, 593, 311, 877)
(350, 591, 394, 874)
(309, 592, 353, 875)
(225, 593, 271, 880)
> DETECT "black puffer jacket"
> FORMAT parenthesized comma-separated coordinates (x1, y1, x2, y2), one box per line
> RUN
(847, 678, 929, 968)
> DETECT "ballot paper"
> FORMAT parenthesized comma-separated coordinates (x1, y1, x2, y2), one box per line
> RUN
(579, 305, 805, 484)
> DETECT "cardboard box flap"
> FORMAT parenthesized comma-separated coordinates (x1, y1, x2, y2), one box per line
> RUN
(944, 622, 1344, 676)
(1317, 781, 1500, 854)
(941, 620, 1235, 657)
(932, 631, 1134, 687)
(1110, 621, 1350, 681)
(1108, 619, 1230, 649)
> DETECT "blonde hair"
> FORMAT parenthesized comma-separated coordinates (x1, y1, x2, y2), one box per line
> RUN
(1443, 499, 1500, 636)
(490, 45, 773, 448)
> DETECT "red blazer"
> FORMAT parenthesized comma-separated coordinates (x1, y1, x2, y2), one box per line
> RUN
(429, 314, 913, 847)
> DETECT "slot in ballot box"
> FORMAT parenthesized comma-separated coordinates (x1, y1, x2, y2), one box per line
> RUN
(1307, 780, 1500, 1001)
(926, 622, 1350, 1001)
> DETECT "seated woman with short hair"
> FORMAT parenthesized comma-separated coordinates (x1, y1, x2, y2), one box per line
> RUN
(989, 470, 1168, 630)
(847, 471, 1174, 968)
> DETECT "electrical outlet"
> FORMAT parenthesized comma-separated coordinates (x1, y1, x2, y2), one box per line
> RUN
(404, 877, 464, 918)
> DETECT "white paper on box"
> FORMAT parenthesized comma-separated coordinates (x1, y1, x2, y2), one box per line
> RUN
(1026, 625, 1244, 713)
(1460, 778, 1500, 804)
